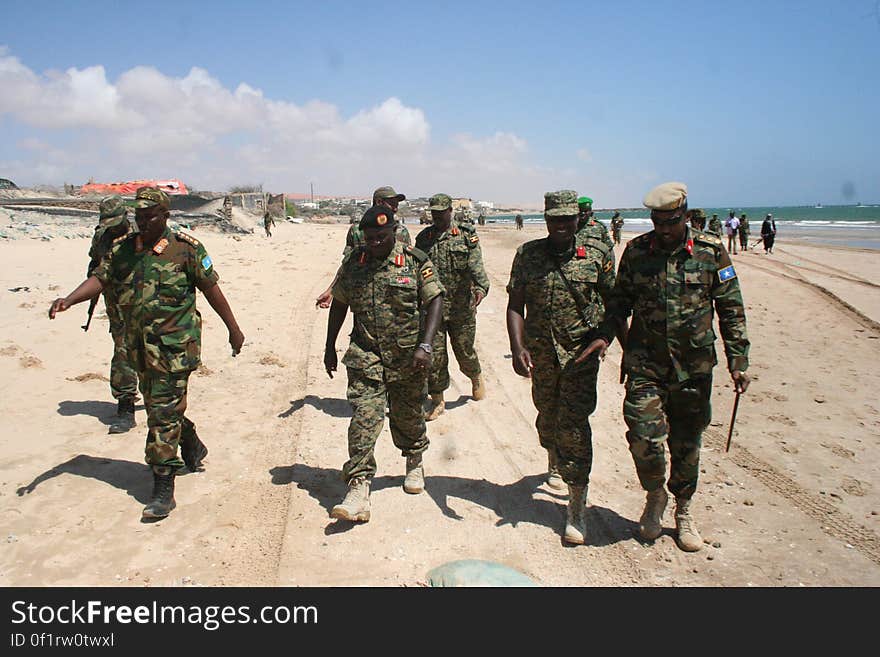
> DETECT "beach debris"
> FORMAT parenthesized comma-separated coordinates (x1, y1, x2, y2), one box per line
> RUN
(8, 286, 29, 292)
(814, 396, 826, 403)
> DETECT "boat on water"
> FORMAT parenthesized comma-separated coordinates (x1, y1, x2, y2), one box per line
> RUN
(814, 202, 823, 208)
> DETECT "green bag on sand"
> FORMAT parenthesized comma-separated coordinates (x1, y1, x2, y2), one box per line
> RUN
(426, 560, 537, 587)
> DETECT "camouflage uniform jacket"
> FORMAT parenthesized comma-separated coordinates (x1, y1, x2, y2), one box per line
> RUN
(93, 226, 219, 374)
(414, 220, 489, 318)
(605, 226, 750, 383)
(576, 217, 615, 250)
(507, 237, 616, 366)
(611, 217, 624, 233)
(707, 217, 722, 236)
(332, 241, 444, 382)
(344, 222, 411, 258)
(739, 217, 750, 235)
(87, 218, 136, 307)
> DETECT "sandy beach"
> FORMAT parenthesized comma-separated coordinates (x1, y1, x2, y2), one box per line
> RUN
(1, 219, 879, 587)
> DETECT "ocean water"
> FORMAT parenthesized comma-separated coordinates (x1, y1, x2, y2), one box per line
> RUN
(488, 204, 880, 250)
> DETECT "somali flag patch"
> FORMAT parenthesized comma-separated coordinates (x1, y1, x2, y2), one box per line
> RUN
(718, 265, 737, 282)
(201, 255, 213, 271)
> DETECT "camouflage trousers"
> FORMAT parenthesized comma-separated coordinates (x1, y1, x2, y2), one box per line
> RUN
(106, 299, 139, 400)
(343, 367, 429, 483)
(612, 229, 621, 245)
(531, 349, 600, 486)
(138, 369, 196, 469)
(429, 309, 481, 395)
(623, 375, 712, 500)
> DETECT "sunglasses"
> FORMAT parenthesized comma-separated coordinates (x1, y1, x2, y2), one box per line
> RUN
(651, 212, 684, 227)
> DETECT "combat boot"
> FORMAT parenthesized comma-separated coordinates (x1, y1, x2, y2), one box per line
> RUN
(108, 396, 136, 434)
(403, 454, 424, 494)
(674, 497, 703, 552)
(142, 466, 176, 519)
(639, 487, 668, 541)
(546, 450, 566, 491)
(330, 477, 371, 522)
(471, 374, 486, 401)
(425, 393, 445, 421)
(563, 485, 588, 545)
(179, 418, 208, 473)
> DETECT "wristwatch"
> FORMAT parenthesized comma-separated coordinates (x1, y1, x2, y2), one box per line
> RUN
(418, 343, 433, 354)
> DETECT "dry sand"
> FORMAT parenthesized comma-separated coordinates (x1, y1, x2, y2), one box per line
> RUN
(1, 221, 879, 587)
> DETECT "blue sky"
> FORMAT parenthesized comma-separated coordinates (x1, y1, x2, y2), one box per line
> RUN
(1, 0, 878, 206)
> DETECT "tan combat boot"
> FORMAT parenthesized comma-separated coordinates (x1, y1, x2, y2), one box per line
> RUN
(403, 454, 424, 494)
(674, 497, 703, 552)
(330, 477, 371, 522)
(471, 374, 486, 401)
(563, 485, 588, 545)
(425, 394, 445, 421)
(546, 450, 566, 491)
(639, 487, 668, 541)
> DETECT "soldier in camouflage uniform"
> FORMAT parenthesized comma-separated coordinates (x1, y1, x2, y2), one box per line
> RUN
(604, 182, 750, 552)
(610, 211, 624, 245)
(577, 196, 614, 250)
(707, 213, 722, 236)
(86, 195, 140, 434)
(506, 190, 616, 545)
(50, 187, 245, 520)
(738, 213, 750, 251)
(415, 193, 490, 420)
(688, 208, 707, 231)
(324, 205, 444, 522)
(315, 186, 412, 308)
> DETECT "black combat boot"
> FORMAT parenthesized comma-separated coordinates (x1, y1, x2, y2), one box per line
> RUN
(142, 466, 176, 519)
(179, 418, 208, 473)
(108, 396, 136, 434)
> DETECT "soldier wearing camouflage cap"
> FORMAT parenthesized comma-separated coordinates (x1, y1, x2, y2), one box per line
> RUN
(314, 186, 412, 309)
(506, 190, 617, 545)
(688, 208, 707, 231)
(707, 213, 722, 236)
(85, 195, 140, 433)
(324, 205, 445, 522)
(603, 181, 750, 552)
(50, 186, 245, 520)
(416, 193, 490, 420)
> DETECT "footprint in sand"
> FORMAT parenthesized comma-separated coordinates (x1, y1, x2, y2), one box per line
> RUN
(820, 442, 855, 460)
(259, 353, 286, 368)
(841, 477, 870, 497)
(19, 355, 42, 368)
(66, 372, 110, 383)
(0, 344, 22, 357)
(779, 442, 799, 454)
(768, 414, 797, 427)
(771, 393, 788, 402)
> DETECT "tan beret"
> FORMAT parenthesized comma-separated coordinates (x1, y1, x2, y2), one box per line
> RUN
(643, 181, 688, 211)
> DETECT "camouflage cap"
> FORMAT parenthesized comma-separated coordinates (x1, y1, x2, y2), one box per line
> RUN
(428, 193, 452, 211)
(372, 186, 406, 202)
(577, 196, 593, 209)
(643, 182, 688, 211)
(544, 190, 580, 217)
(133, 186, 171, 211)
(359, 204, 396, 230)
(98, 194, 127, 226)
(692, 208, 707, 219)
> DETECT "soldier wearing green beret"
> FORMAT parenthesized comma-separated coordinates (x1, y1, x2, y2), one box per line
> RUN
(604, 181, 750, 552)
(577, 196, 614, 250)
(86, 195, 140, 433)
(506, 190, 617, 545)
(324, 205, 444, 522)
(416, 193, 490, 420)
(50, 186, 245, 520)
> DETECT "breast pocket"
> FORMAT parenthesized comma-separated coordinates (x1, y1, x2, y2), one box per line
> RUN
(450, 244, 470, 271)
(563, 267, 600, 342)
(158, 268, 191, 307)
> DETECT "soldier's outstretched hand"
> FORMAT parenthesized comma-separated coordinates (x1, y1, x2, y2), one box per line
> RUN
(229, 328, 245, 356)
(471, 289, 485, 308)
(324, 347, 338, 379)
(48, 297, 69, 319)
(731, 370, 750, 393)
(574, 338, 610, 364)
(512, 348, 534, 378)
(315, 290, 333, 309)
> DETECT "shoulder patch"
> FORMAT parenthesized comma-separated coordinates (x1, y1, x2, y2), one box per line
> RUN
(718, 265, 737, 282)
(174, 231, 201, 248)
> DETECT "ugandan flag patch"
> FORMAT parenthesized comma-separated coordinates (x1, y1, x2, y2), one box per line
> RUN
(604, 260, 613, 272)
(421, 267, 434, 280)
(469, 235, 479, 243)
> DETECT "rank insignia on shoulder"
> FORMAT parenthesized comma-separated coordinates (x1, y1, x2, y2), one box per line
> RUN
(153, 237, 169, 254)
(576, 246, 586, 258)
(422, 267, 434, 280)
(469, 234, 479, 243)
(201, 255, 213, 271)
(451, 227, 460, 236)
(685, 238, 694, 255)
(394, 254, 405, 267)
(175, 232, 201, 247)
(718, 265, 737, 282)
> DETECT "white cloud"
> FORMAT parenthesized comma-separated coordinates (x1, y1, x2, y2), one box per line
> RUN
(0, 48, 570, 203)
(576, 148, 592, 162)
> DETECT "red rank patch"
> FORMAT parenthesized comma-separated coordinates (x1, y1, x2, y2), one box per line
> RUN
(686, 238, 694, 255)
(576, 246, 586, 258)
(394, 254, 405, 267)
(153, 238, 169, 254)
(451, 227, 459, 236)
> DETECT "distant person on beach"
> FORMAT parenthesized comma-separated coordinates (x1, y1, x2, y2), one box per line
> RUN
(506, 190, 616, 545)
(611, 211, 624, 245)
(738, 213, 749, 251)
(605, 181, 750, 552)
(707, 213, 722, 236)
(724, 211, 740, 254)
(688, 208, 706, 231)
(263, 211, 275, 237)
(761, 213, 777, 254)
(315, 186, 412, 308)
(515, 214, 524, 230)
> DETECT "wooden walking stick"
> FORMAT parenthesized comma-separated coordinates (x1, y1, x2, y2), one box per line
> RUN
(725, 390, 742, 452)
